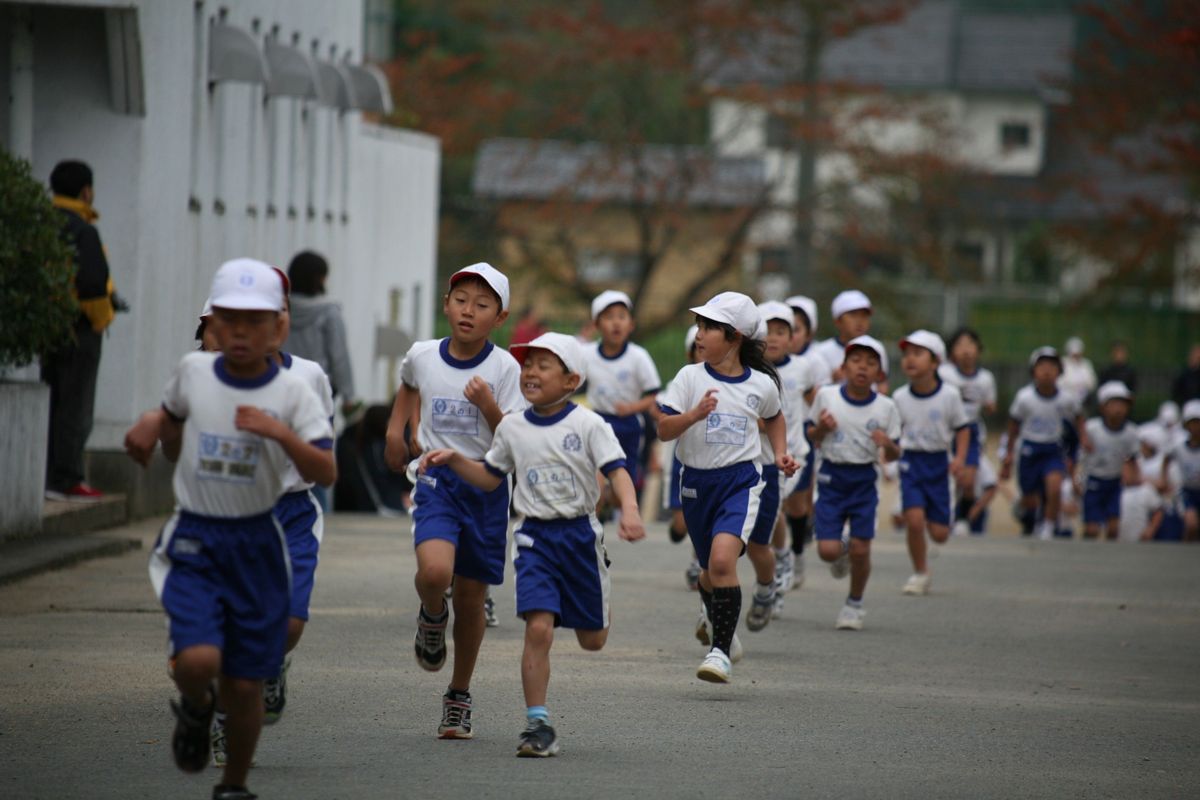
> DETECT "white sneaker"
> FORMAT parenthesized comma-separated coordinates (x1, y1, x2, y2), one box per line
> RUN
(696, 648, 732, 683)
(793, 553, 806, 590)
(1036, 521, 1054, 541)
(902, 573, 931, 595)
(835, 603, 865, 631)
(829, 552, 850, 579)
(771, 591, 785, 619)
(694, 610, 710, 646)
(952, 521, 970, 537)
(775, 549, 795, 592)
(729, 632, 744, 663)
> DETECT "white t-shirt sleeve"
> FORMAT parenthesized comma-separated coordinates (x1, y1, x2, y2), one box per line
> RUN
(759, 379, 782, 420)
(588, 414, 628, 472)
(1008, 390, 1026, 421)
(161, 356, 192, 420)
(484, 418, 516, 474)
(493, 357, 527, 416)
(886, 400, 903, 441)
(947, 388, 970, 430)
(808, 386, 828, 424)
(289, 380, 335, 445)
(983, 371, 997, 408)
(398, 343, 420, 389)
(636, 348, 663, 395)
(659, 367, 691, 414)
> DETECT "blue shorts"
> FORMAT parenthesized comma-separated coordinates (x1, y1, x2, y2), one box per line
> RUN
(749, 464, 782, 545)
(899, 451, 952, 526)
(275, 489, 322, 621)
(792, 430, 816, 494)
(965, 422, 982, 467)
(149, 510, 290, 680)
(599, 412, 645, 486)
(1183, 488, 1200, 512)
(680, 461, 763, 570)
(814, 462, 879, 541)
(668, 455, 684, 510)
(411, 464, 510, 585)
(1083, 477, 1122, 524)
(1017, 441, 1067, 496)
(512, 515, 610, 630)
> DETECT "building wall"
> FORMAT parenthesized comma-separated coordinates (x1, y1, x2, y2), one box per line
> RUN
(4, 1, 439, 455)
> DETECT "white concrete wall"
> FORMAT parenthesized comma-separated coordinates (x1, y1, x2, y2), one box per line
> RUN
(11, 0, 438, 450)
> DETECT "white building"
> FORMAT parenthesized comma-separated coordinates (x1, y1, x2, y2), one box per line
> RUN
(1, 0, 439, 513)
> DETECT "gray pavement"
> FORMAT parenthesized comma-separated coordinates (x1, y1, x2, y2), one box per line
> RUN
(1, 512, 1198, 799)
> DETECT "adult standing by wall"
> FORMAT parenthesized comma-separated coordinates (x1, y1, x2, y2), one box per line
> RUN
(285, 250, 357, 414)
(1172, 344, 1200, 407)
(42, 160, 117, 502)
(1098, 340, 1138, 395)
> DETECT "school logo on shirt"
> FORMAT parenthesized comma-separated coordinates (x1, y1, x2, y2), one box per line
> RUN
(431, 396, 479, 436)
(866, 419, 880, 431)
(562, 433, 582, 452)
(617, 369, 631, 383)
(747, 394, 761, 410)
(929, 410, 942, 423)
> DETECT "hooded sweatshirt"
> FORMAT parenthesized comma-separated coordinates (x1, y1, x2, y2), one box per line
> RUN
(286, 293, 355, 401)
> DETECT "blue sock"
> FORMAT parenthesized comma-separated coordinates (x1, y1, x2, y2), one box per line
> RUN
(526, 705, 549, 723)
(847, 595, 863, 607)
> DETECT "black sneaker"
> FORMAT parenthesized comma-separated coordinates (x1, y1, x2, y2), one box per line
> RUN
(263, 652, 291, 724)
(212, 785, 257, 800)
(415, 605, 448, 671)
(438, 689, 473, 739)
(517, 718, 559, 757)
(170, 687, 215, 773)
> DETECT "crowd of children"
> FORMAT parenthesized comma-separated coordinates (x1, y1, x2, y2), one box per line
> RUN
(124, 256, 1197, 795)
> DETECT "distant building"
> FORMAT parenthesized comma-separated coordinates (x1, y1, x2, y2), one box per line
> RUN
(1, 0, 439, 512)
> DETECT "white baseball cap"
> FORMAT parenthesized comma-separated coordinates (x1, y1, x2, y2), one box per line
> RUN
(1097, 381, 1133, 405)
(690, 291, 765, 340)
(899, 329, 947, 362)
(209, 258, 284, 312)
(831, 289, 872, 320)
(591, 289, 632, 321)
(1158, 401, 1180, 426)
(1184, 399, 1200, 424)
(1065, 336, 1085, 355)
(449, 262, 511, 311)
(684, 324, 698, 352)
(199, 297, 213, 319)
(844, 334, 887, 365)
(1029, 346, 1061, 368)
(1137, 423, 1166, 451)
(757, 300, 795, 331)
(512, 331, 588, 383)
(785, 295, 818, 334)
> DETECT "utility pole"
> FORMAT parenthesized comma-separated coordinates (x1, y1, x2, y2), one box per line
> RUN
(790, 1, 824, 293)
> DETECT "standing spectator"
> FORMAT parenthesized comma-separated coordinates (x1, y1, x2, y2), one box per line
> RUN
(1172, 344, 1200, 406)
(1098, 340, 1138, 395)
(1058, 336, 1097, 407)
(285, 250, 356, 413)
(42, 160, 116, 502)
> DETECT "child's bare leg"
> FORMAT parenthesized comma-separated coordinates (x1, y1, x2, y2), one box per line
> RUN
(521, 611, 555, 708)
(218, 675, 263, 789)
(928, 522, 950, 544)
(449, 576, 488, 692)
(771, 514, 788, 551)
(707, 534, 743, 588)
(575, 628, 607, 652)
(1185, 509, 1199, 542)
(1084, 522, 1101, 539)
(174, 644, 220, 706)
(905, 508, 929, 574)
(747, 541, 775, 587)
(1043, 472, 1064, 523)
(848, 538, 871, 598)
(286, 618, 305, 652)
(817, 539, 844, 562)
(1105, 519, 1120, 541)
(414, 539, 455, 615)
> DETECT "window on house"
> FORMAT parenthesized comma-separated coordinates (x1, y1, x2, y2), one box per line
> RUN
(1000, 121, 1031, 151)
(579, 250, 640, 283)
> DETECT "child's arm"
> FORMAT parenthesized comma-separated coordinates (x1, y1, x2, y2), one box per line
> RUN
(950, 425, 971, 479)
(871, 429, 901, 463)
(968, 484, 997, 523)
(999, 418, 1021, 480)
(464, 376, 506, 432)
(607, 466, 646, 542)
(808, 409, 837, 448)
(419, 448, 505, 492)
(1075, 414, 1093, 452)
(1141, 508, 1164, 541)
(385, 383, 420, 471)
(125, 408, 166, 466)
(658, 389, 718, 442)
(614, 394, 658, 417)
(764, 414, 800, 476)
(235, 407, 337, 486)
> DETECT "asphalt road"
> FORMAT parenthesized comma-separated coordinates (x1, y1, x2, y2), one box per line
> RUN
(1, 510, 1197, 800)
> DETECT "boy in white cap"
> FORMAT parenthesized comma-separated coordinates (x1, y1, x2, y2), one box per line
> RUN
(814, 289, 890, 393)
(807, 335, 901, 630)
(132, 258, 335, 800)
(1161, 400, 1200, 542)
(658, 292, 798, 682)
(1079, 381, 1140, 540)
(420, 332, 645, 757)
(383, 262, 525, 739)
(893, 330, 970, 595)
(583, 290, 662, 494)
(1001, 347, 1089, 540)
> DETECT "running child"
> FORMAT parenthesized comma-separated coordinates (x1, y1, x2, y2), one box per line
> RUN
(131, 258, 335, 800)
(893, 330, 970, 595)
(383, 262, 525, 739)
(1161, 400, 1200, 542)
(584, 290, 662, 493)
(657, 292, 798, 682)
(1000, 347, 1089, 540)
(938, 328, 997, 536)
(1079, 381, 1140, 541)
(420, 332, 645, 757)
(659, 325, 704, 590)
(807, 335, 901, 630)
(814, 290, 890, 393)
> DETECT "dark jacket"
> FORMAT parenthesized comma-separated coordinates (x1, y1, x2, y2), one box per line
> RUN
(53, 195, 114, 333)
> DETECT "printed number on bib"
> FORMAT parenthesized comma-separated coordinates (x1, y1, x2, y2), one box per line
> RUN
(431, 397, 479, 436)
(705, 413, 748, 446)
(525, 463, 578, 502)
(197, 433, 260, 483)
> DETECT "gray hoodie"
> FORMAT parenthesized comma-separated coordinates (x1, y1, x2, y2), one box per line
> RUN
(286, 294, 355, 401)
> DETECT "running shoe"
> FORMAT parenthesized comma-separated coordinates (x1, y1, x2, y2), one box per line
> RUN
(684, 560, 701, 591)
(484, 593, 499, 628)
(793, 553, 806, 589)
(696, 648, 732, 683)
(829, 551, 850, 579)
(170, 687, 215, 773)
(210, 711, 227, 768)
(835, 603, 865, 631)
(212, 786, 257, 800)
(745, 587, 774, 632)
(694, 609, 711, 646)
(415, 605, 449, 671)
(902, 573, 932, 596)
(952, 521, 970, 538)
(516, 718, 559, 757)
(771, 590, 785, 619)
(263, 652, 291, 724)
(775, 550, 795, 592)
(438, 690, 473, 739)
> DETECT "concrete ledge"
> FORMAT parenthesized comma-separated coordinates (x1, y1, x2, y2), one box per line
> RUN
(0, 533, 141, 587)
(41, 494, 128, 537)
(86, 449, 175, 520)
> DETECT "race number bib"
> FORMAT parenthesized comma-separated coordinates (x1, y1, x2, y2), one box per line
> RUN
(525, 463, 578, 503)
(431, 397, 479, 436)
(197, 433, 260, 484)
(705, 413, 748, 446)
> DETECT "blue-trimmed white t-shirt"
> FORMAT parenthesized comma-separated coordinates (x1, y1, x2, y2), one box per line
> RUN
(161, 351, 333, 518)
(938, 363, 996, 426)
(584, 341, 662, 416)
(1008, 384, 1081, 446)
(279, 352, 335, 493)
(658, 363, 782, 470)
(807, 384, 901, 465)
(1080, 418, 1140, 481)
(894, 379, 970, 453)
